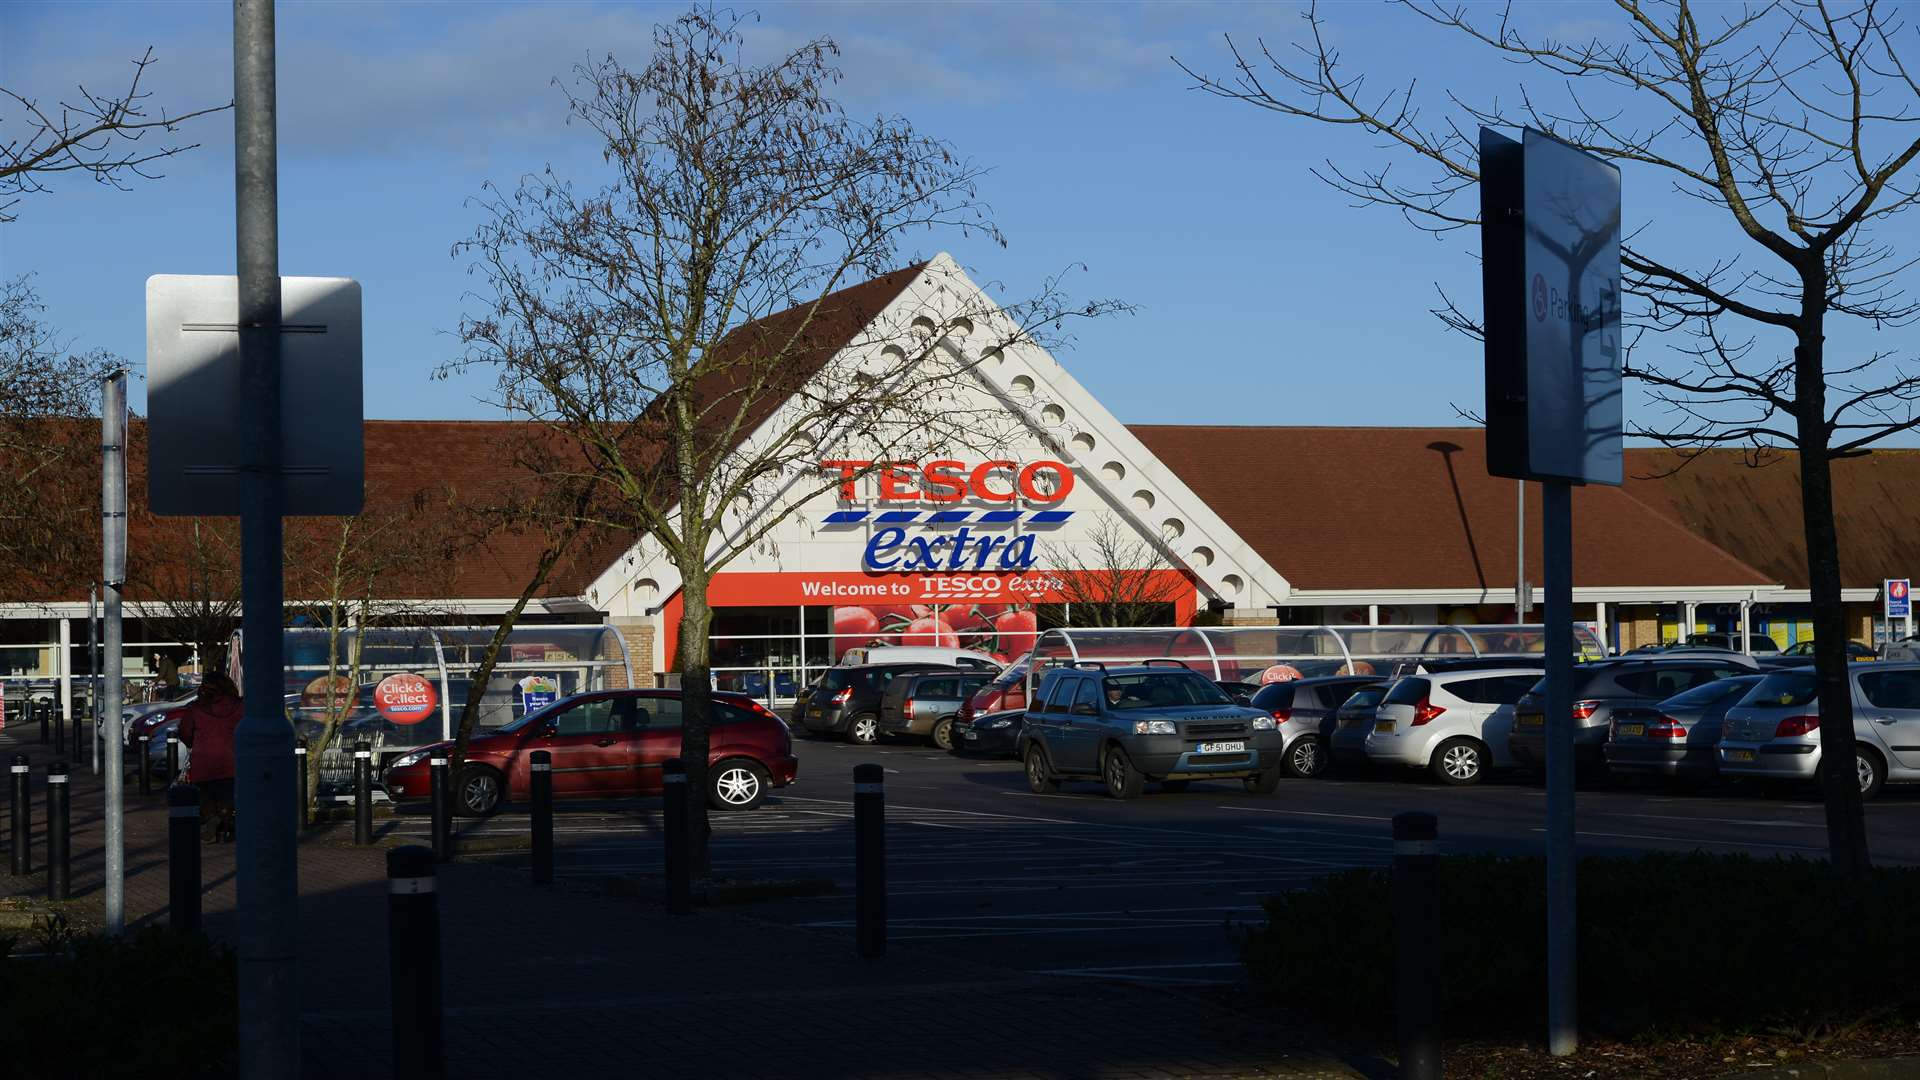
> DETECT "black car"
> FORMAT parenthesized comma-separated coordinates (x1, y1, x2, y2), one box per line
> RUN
(952, 707, 1026, 756)
(798, 663, 958, 744)
(1249, 675, 1386, 777)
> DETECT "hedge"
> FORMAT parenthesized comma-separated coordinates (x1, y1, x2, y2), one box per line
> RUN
(1241, 853, 1918, 1041)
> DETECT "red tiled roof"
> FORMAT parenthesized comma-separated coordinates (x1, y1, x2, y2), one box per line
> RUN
(1129, 425, 1775, 593)
(1624, 447, 1920, 591)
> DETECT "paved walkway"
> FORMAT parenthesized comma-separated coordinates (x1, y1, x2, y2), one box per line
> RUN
(0, 728, 1359, 1078)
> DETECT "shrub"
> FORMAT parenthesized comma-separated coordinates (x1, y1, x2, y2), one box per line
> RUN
(1240, 853, 1920, 1041)
(0, 922, 236, 1078)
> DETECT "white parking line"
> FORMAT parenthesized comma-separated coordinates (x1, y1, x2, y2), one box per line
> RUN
(1216, 806, 1392, 822)
(1611, 813, 1824, 828)
(1530, 827, 1825, 852)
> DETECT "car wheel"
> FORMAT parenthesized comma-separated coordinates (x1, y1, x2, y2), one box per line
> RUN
(454, 764, 504, 817)
(1283, 736, 1327, 779)
(1160, 779, 1190, 793)
(1431, 738, 1487, 786)
(1244, 765, 1282, 794)
(1023, 744, 1058, 794)
(931, 717, 956, 752)
(1102, 746, 1144, 800)
(845, 714, 879, 745)
(1857, 745, 1886, 801)
(709, 759, 769, 811)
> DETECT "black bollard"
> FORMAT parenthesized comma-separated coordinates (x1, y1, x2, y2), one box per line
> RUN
(51, 701, 65, 756)
(387, 846, 445, 1079)
(166, 732, 181, 785)
(1393, 811, 1441, 1080)
(854, 762, 885, 958)
(529, 750, 553, 886)
(429, 754, 453, 862)
(168, 783, 202, 934)
(46, 761, 69, 901)
(8, 753, 29, 876)
(354, 741, 373, 846)
(38, 699, 49, 744)
(662, 757, 690, 915)
(294, 738, 309, 832)
(137, 735, 153, 796)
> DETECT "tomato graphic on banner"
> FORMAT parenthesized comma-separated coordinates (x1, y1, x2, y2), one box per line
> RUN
(373, 672, 438, 725)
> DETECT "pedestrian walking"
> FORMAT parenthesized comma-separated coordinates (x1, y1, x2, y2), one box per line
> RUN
(178, 672, 242, 842)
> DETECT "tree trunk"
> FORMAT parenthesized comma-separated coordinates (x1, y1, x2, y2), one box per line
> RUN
(676, 569, 716, 877)
(450, 533, 575, 770)
(1794, 331, 1872, 886)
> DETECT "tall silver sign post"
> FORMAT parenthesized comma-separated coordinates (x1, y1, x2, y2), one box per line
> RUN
(1480, 127, 1623, 1058)
(101, 372, 128, 932)
(87, 585, 98, 773)
(235, 0, 298, 1071)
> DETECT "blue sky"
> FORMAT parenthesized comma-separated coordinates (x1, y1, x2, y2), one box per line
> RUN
(3, 1, 1913, 442)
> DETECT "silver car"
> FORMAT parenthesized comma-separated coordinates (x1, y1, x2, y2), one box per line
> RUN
(877, 670, 995, 750)
(1717, 663, 1920, 799)
(1604, 674, 1765, 782)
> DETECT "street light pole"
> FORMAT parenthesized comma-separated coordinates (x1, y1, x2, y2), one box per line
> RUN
(233, 0, 299, 1073)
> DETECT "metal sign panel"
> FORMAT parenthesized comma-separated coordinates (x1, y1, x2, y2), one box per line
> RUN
(1890, 579, 1911, 619)
(1482, 128, 1624, 486)
(147, 275, 364, 515)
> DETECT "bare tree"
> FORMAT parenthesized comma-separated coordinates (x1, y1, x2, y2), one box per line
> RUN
(1, 47, 227, 223)
(1179, 0, 1920, 884)
(126, 516, 242, 672)
(1040, 517, 1188, 628)
(451, 9, 1120, 872)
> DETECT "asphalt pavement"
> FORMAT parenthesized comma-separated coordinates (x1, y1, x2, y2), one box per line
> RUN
(391, 735, 1920, 987)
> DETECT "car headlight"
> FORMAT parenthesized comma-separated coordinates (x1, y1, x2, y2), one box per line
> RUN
(1250, 716, 1277, 731)
(390, 749, 431, 769)
(1131, 720, 1177, 735)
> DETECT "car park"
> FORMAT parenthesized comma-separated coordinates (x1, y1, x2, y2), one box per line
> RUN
(799, 662, 959, 743)
(1017, 663, 1281, 799)
(1717, 663, 1920, 799)
(1249, 675, 1384, 778)
(1363, 667, 1540, 784)
(1509, 656, 1759, 776)
(1603, 673, 1764, 783)
(1329, 684, 1393, 769)
(878, 670, 996, 749)
(952, 707, 1026, 756)
(382, 688, 796, 814)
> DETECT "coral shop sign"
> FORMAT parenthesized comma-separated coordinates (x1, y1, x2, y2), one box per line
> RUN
(820, 459, 1075, 573)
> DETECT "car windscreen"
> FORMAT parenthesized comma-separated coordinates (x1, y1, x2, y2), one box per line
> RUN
(1660, 675, 1760, 710)
(820, 669, 854, 692)
(1742, 671, 1819, 708)
(1248, 684, 1297, 711)
(1382, 678, 1431, 707)
(1341, 688, 1386, 712)
(1101, 672, 1232, 710)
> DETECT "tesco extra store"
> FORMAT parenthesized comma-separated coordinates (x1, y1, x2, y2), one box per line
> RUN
(581, 255, 1293, 696)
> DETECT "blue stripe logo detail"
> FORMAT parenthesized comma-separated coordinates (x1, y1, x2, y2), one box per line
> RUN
(976, 510, 1023, 523)
(925, 510, 973, 524)
(823, 511, 868, 524)
(876, 510, 921, 523)
(1028, 510, 1074, 524)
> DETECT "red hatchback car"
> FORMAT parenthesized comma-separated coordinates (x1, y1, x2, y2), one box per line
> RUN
(381, 689, 797, 815)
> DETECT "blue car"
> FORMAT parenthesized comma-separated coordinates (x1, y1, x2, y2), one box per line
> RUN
(1016, 662, 1283, 799)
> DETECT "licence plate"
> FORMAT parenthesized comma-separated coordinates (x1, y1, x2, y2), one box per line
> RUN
(1196, 741, 1246, 754)
(1517, 713, 1544, 729)
(1726, 749, 1756, 762)
(1374, 721, 1395, 733)
(809, 707, 822, 718)
(1617, 723, 1644, 737)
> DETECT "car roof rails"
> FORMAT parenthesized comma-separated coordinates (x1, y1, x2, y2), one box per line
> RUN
(1141, 658, 1194, 669)
(1069, 660, 1109, 670)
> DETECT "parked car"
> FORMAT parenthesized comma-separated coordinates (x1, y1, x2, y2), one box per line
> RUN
(958, 652, 1035, 729)
(1508, 656, 1759, 776)
(1777, 640, 1879, 661)
(1687, 633, 1781, 655)
(382, 689, 797, 814)
(1215, 681, 1262, 706)
(103, 692, 196, 748)
(1364, 667, 1541, 784)
(1249, 675, 1385, 778)
(1329, 684, 1394, 768)
(1603, 674, 1765, 783)
(1017, 664, 1281, 799)
(952, 707, 1026, 757)
(1717, 663, 1920, 799)
(798, 663, 958, 744)
(837, 645, 1002, 672)
(878, 670, 997, 749)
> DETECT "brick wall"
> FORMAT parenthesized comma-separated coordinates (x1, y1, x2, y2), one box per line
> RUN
(607, 618, 656, 689)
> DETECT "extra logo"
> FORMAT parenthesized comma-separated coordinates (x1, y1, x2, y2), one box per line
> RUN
(821, 459, 1075, 573)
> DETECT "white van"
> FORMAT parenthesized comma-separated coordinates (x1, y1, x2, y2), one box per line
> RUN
(839, 646, 1003, 673)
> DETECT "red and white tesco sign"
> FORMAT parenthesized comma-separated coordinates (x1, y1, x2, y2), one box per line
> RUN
(822, 459, 1074, 504)
(373, 672, 438, 726)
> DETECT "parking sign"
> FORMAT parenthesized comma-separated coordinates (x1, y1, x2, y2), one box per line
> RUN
(1889, 579, 1912, 619)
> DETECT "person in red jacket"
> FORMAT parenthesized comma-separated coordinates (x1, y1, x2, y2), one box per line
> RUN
(178, 671, 243, 842)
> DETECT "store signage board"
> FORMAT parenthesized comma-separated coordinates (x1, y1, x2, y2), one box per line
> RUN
(146, 274, 364, 515)
(1481, 128, 1624, 486)
(1890, 579, 1911, 619)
